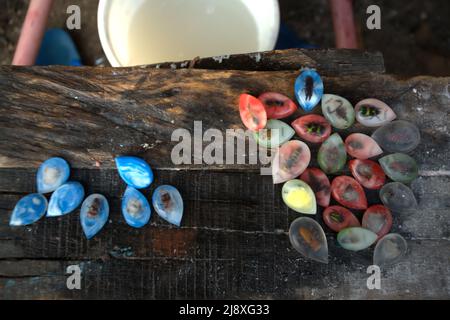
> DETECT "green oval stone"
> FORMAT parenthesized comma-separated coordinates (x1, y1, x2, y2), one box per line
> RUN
(253, 119, 295, 148)
(321, 94, 355, 129)
(337, 227, 378, 251)
(379, 153, 418, 183)
(318, 133, 347, 174)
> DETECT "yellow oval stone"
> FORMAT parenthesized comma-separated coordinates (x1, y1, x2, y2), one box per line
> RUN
(282, 179, 317, 214)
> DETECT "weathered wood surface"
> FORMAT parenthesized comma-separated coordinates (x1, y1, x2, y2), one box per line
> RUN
(0, 50, 449, 299)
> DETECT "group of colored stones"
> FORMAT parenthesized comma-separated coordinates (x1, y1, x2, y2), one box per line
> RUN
(239, 68, 419, 266)
(9, 156, 184, 239)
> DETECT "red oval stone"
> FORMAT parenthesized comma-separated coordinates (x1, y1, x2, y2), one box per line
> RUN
(292, 114, 332, 144)
(259, 92, 297, 119)
(362, 205, 393, 239)
(323, 205, 360, 232)
(300, 168, 331, 207)
(239, 94, 267, 131)
(331, 176, 368, 210)
(349, 159, 386, 190)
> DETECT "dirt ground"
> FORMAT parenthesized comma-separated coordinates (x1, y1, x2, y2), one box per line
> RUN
(1, 0, 449, 76)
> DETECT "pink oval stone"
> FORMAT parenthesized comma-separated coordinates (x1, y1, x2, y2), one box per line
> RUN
(300, 168, 331, 207)
(345, 133, 383, 159)
(272, 140, 311, 184)
(331, 176, 368, 210)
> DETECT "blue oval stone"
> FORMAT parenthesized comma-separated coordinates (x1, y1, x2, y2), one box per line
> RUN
(36, 157, 70, 194)
(47, 181, 84, 217)
(152, 185, 183, 227)
(80, 194, 109, 239)
(121, 186, 151, 228)
(294, 69, 324, 112)
(10, 194, 48, 226)
(115, 156, 153, 189)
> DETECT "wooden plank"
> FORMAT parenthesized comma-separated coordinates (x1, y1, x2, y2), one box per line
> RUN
(0, 67, 449, 171)
(0, 170, 449, 299)
(147, 48, 386, 75)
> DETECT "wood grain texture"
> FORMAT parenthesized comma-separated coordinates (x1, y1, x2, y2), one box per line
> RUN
(0, 50, 449, 299)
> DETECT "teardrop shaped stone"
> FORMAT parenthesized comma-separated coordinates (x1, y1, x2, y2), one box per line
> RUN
(289, 217, 328, 263)
(345, 133, 383, 159)
(80, 194, 109, 239)
(259, 92, 297, 119)
(253, 120, 295, 148)
(372, 120, 421, 153)
(331, 176, 368, 210)
(152, 185, 184, 227)
(379, 182, 418, 212)
(294, 69, 323, 112)
(291, 114, 332, 144)
(300, 168, 331, 207)
(337, 227, 378, 251)
(373, 233, 407, 266)
(379, 153, 418, 184)
(122, 186, 151, 228)
(115, 156, 154, 189)
(272, 140, 311, 184)
(36, 157, 70, 194)
(362, 205, 393, 240)
(355, 98, 397, 127)
(10, 194, 48, 226)
(47, 181, 84, 217)
(239, 94, 267, 131)
(321, 94, 355, 129)
(318, 133, 347, 174)
(322, 205, 360, 232)
(349, 159, 386, 190)
(282, 179, 317, 214)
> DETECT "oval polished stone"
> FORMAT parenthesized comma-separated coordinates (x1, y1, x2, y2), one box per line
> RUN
(318, 133, 347, 174)
(47, 181, 85, 217)
(239, 94, 267, 131)
(80, 194, 109, 239)
(115, 156, 154, 189)
(300, 168, 331, 207)
(379, 153, 418, 184)
(152, 185, 184, 227)
(321, 94, 355, 129)
(253, 119, 295, 148)
(272, 140, 311, 184)
(345, 133, 383, 160)
(371, 120, 421, 153)
(291, 114, 332, 144)
(294, 69, 323, 112)
(355, 98, 397, 127)
(331, 176, 368, 210)
(362, 205, 393, 240)
(379, 182, 418, 212)
(259, 92, 297, 119)
(322, 205, 360, 232)
(337, 227, 378, 251)
(122, 187, 151, 228)
(282, 179, 317, 214)
(289, 217, 328, 263)
(10, 194, 48, 226)
(374, 233, 408, 266)
(36, 157, 70, 194)
(349, 159, 386, 190)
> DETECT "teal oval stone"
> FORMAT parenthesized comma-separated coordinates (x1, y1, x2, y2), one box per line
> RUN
(379, 153, 418, 183)
(253, 120, 295, 148)
(337, 227, 378, 251)
(318, 133, 347, 174)
(321, 94, 355, 129)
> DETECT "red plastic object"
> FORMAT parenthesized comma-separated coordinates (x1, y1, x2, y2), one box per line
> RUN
(331, 176, 368, 210)
(292, 114, 332, 144)
(238, 94, 267, 131)
(329, 0, 358, 49)
(300, 168, 331, 207)
(12, 0, 54, 66)
(349, 159, 386, 190)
